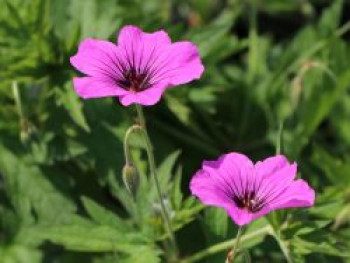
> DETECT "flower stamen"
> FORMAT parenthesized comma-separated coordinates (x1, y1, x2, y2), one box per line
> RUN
(118, 68, 150, 92)
(233, 191, 265, 213)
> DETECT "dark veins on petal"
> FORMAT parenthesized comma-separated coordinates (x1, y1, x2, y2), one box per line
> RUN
(114, 42, 159, 93)
(117, 68, 150, 92)
(223, 172, 271, 213)
(97, 38, 179, 93)
(97, 39, 179, 93)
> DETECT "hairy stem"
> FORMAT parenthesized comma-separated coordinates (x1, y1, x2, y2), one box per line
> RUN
(135, 104, 178, 258)
(227, 226, 244, 263)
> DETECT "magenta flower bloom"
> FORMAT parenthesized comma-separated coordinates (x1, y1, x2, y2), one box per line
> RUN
(70, 25, 204, 106)
(190, 153, 315, 226)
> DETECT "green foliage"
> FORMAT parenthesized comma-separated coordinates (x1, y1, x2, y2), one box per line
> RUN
(1, 0, 350, 262)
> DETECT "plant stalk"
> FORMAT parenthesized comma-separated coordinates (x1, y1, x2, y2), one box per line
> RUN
(135, 104, 178, 259)
(227, 226, 244, 263)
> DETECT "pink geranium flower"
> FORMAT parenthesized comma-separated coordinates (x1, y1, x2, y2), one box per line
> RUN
(70, 25, 204, 106)
(190, 153, 315, 226)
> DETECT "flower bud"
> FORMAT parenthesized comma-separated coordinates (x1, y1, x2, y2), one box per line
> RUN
(122, 163, 139, 199)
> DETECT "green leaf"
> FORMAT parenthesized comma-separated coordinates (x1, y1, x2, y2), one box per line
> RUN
(318, 0, 344, 37)
(0, 245, 42, 263)
(293, 236, 346, 257)
(0, 144, 76, 225)
(203, 207, 228, 239)
(286, 70, 350, 157)
(172, 202, 203, 233)
(81, 196, 132, 232)
(56, 82, 90, 132)
(118, 246, 161, 263)
(187, 9, 243, 62)
(20, 223, 156, 253)
(242, 218, 270, 249)
(311, 145, 350, 184)
(156, 150, 181, 192)
(50, 0, 122, 41)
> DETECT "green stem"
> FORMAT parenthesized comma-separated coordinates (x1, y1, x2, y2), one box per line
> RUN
(182, 226, 271, 263)
(228, 226, 244, 263)
(135, 105, 178, 258)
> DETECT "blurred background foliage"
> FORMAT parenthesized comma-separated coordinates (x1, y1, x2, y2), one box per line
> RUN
(1, 0, 350, 262)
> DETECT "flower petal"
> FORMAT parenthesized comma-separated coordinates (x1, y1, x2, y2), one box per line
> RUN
(118, 25, 171, 72)
(71, 26, 204, 105)
(255, 155, 290, 179)
(190, 153, 255, 220)
(190, 170, 233, 208)
(70, 39, 123, 79)
(226, 206, 253, 226)
(118, 83, 167, 106)
(250, 205, 274, 222)
(203, 153, 254, 176)
(150, 41, 204, 87)
(269, 179, 315, 210)
(190, 152, 315, 227)
(255, 157, 298, 204)
(73, 77, 127, 99)
(117, 25, 143, 46)
(204, 153, 255, 199)
(118, 25, 171, 48)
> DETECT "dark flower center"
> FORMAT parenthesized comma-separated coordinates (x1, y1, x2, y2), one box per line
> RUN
(233, 191, 265, 213)
(118, 68, 150, 92)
